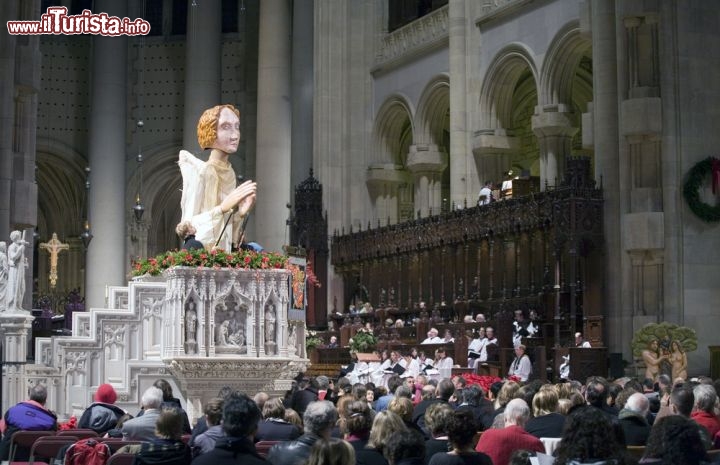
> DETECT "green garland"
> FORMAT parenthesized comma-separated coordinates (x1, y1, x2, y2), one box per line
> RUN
(683, 156, 720, 222)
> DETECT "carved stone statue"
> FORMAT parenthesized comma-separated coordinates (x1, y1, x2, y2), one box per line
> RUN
(0, 242, 7, 311)
(215, 319, 231, 346)
(186, 304, 197, 338)
(6, 230, 29, 313)
(287, 325, 297, 356)
(264, 304, 277, 355)
(265, 304, 276, 342)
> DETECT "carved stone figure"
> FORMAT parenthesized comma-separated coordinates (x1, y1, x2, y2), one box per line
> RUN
(265, 304, 276, 342)
(6, 230, 29, 312)
(287, 325, 297, 356)
(215, 319, 231, 346)
(185, 304, 197, 342)
(0, 242, 7, 311)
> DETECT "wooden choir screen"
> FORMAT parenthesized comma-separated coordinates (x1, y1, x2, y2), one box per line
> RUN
(331, 157, 605, 350)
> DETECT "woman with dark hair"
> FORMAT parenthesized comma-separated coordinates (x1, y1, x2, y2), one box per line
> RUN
(553, 406, 627, 465)
(341, 400, 374, 452)
(428, 410, 492, 465)
(639, 415, 707, 465)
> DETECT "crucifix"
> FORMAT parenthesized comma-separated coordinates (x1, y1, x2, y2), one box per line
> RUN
(39, 233, 69, 289)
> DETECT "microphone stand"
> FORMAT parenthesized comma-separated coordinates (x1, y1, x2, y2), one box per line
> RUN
(214, 208, 237, 249)
(213, 208, 252, 250)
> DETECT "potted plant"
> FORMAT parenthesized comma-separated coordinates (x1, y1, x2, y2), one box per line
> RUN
(305, 331, 323, 363)
(349, 328, 378, 353)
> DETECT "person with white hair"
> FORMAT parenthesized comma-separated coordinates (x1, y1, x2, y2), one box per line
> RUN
(618, 392, 651, 445)
(422, 328, 443, 344)
(691, 384, 720, 439)
(475, 398, 544, 465)
(121, 386, 164, 441)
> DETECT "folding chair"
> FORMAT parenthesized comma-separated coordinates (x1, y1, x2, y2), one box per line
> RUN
(28, 436, 78, 465)
(7, 431, 56, 464)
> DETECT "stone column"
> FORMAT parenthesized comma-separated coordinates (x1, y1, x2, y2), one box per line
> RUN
(591, 0, 623, 352)
(255, 0, 292, 253)
(406, 145, 448, 217)
(531, 109, 578, 189)
(86, 0, 128, 309)
(449, 0, 469, 206)
(291, 0, 314, 192)
(182, 0, 221, 152)
(0, 314, 34, 413)
(0, 1, 18, 239)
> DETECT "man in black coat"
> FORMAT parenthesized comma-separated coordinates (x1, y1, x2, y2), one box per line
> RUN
(412, 379, 455, 437)
(619, 392, 651, 446)
(289, 377, 319, 416)
(192, 392, 267, 465)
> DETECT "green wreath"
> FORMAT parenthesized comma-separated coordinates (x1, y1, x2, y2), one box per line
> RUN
(683, 156, 720, 222)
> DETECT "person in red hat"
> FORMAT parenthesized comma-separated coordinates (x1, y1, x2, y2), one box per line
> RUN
(78, 383, 126, 435)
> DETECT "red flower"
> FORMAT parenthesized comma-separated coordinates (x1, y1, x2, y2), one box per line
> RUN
(244, 256, 251, 264)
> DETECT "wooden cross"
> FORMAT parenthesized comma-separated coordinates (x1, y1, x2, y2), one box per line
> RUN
(39, 232, 69, 289)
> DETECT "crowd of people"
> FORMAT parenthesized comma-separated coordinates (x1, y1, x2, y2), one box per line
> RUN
(3, 370, 720, 465)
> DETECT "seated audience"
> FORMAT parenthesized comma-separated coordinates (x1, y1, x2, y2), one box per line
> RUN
(690, 384, 720, 438)
(121, 386, 164, 441)
(475, 398, 544, 465)
(192, 386, 234, 441)
(340, 400, 373, 452)
(618, 392, 651, 446)
(552, 406, 627, 465)
(413, 379, 454, 436)
(78, 383, 126, 435)
(152, 379, 192, 434)
(356, 411, 408, 465)
(524, 386, 565, 438)
(641, 415, 708, 465)
(192, 398, 225, 455)
(192, 392, 266, 465)
(429, 410, 492, 465)
(256, 397, 301, 441)
(455, 385, 495, 431)
(267, 400, 337, 465)
(0, 384, 57, 461)
(116, 409, 191, 465)
(384, 430, 426, 465)
(423, 403, 453, 465)
(305, 438, 355, 465)
(290, 377, 320, 416)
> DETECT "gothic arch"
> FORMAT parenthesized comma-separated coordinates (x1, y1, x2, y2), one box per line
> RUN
(478, 43, 539, 130)
(539, 21, 592, 107)
(415, 73, 449, 147)
(36, 140, 87, 239)
(126, 140, 184, 255)
(373, 94, 415, 166)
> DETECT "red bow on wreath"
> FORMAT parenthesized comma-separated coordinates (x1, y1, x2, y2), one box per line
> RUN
(712, 158, 720, 194)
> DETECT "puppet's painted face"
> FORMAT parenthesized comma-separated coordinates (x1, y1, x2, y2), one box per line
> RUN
(211, 107, 240, 154)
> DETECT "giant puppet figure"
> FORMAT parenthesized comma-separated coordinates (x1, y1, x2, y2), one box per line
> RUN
(178, 104, 257, 251)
